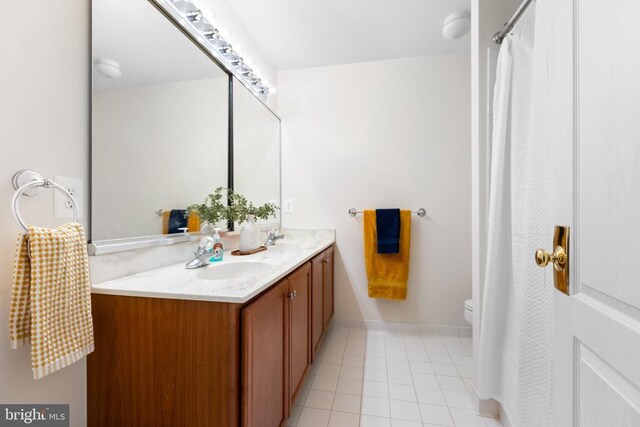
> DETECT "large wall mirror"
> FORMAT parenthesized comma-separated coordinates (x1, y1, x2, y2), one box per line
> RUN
(91, 0, 230, 243)
(233, 78, 281, 229)
(91, 0, 282, 252)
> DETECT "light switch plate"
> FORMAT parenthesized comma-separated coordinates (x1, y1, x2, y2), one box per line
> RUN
(283, 199, 294, 213)
(54, 176, 83, 219)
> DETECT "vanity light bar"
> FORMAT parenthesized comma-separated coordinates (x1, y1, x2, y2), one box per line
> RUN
(157, 0, 273, 98)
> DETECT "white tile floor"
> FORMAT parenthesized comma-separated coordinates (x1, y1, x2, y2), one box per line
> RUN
(288, 327, 501, 427)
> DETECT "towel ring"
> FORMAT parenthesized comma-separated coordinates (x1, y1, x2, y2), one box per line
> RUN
(11, 171, 79, 233)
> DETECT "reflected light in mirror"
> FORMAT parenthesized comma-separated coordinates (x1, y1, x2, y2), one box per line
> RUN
(96, 59, 122, 79)
(160, 0, 275, 97)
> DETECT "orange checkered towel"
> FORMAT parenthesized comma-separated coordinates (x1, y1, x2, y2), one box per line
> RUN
(9, 223, 94, 379)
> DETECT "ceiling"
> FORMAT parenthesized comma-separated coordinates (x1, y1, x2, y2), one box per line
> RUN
(224, 0, 471, 70)
(93, 0, 226, 91)
(92, 0, 470, 91)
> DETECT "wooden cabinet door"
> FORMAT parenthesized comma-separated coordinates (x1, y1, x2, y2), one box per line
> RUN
(311, 254, 325, 361)
(288, 263, 311, 405)
(242, 279, 289, 427)
(323, 247, 334, 330)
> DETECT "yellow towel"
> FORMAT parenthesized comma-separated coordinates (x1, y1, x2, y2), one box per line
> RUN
(10, 223, 94, 379)
(364, 210, 411, 300)
(187, 212, 201, 232)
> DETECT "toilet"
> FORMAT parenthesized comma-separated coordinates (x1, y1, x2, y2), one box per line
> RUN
(464, 299, 473, 325)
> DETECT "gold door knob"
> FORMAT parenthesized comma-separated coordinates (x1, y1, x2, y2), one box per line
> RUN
(534, 246, 567, 272)
(535, 226, 570, 295)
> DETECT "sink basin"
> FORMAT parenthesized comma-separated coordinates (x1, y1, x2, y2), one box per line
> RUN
(197, 261, 275, 281)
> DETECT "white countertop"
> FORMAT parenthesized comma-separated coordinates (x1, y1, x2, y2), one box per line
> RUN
(91, 233, 334, 304)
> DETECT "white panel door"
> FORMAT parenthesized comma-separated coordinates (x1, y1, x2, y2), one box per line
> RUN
(549, 0, 640, 425)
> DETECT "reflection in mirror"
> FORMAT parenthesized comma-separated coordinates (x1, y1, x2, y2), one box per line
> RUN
(233, 78, 281, 229)
(91, 0, 229, 242)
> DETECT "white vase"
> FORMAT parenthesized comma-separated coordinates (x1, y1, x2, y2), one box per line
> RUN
(239, 215, 261, 252)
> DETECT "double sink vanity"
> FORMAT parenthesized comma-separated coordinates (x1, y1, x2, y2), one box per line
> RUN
(88, 233, 335, 426)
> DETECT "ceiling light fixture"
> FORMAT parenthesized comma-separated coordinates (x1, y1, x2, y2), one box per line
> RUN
(96, 58, 122, 79)
(158, 0, 273, 99)
(442, 12, 471, 40)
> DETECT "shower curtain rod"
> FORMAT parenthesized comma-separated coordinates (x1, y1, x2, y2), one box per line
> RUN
(493, 0, 535, 44)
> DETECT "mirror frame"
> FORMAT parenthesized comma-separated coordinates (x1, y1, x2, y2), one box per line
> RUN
(89, 0, 281, 255)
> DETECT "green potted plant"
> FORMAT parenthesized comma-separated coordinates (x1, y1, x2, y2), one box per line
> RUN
(187, 187, 278, 251)
(186, 187, 228, 226)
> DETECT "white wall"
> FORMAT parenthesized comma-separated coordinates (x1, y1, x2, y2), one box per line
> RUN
(278, 54, 471, 327)
(233, 80, 281, 228)
(92, 77, 228, 240)
(0, 1, 89, 425)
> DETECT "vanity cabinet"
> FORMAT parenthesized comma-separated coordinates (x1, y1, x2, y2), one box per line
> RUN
(88, 246, 332, 427)
(323, 247, 335, 330)
(311, 247, 335, 361)
(242, 280, 289, 427)
(87, 295, 244, 426)
(287, 264, 311, 405)
(242, 263, 311, 427)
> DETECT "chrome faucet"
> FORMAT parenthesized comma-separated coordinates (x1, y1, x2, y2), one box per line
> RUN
(185, 236, 215, 269)
(265, 228, 285, 246)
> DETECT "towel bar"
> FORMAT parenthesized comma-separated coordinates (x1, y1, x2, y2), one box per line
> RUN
(11, 170, 79, 233)
(348, 208, 426, 217)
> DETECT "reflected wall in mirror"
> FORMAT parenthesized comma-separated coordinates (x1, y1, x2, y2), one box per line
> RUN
(92, 0, 229, 241)
(233, 78, 281, 229)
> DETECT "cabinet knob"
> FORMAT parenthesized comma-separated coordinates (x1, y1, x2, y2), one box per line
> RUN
(287, 291, 297, 300)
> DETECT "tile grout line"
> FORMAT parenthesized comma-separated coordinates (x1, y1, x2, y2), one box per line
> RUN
(295, 328, 496, 427)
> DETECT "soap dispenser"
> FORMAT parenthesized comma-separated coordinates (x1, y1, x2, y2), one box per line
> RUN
(210, 228, 224, 262)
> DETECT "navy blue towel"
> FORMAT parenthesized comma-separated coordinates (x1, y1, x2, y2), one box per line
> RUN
(167, 209, 187, 234)
(376, 209, 401, 254)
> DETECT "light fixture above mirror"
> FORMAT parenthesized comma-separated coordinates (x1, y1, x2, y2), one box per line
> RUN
(155, 0, 274, 100)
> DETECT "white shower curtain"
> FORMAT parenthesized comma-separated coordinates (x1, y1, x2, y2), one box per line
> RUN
(477, 2, 554, 425)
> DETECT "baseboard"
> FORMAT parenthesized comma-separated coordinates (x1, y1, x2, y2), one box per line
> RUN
(470, 387, 513, 426)
(332, 317, 472, 338)
(499, 402, 513, 427)
(470, 387, 499, 418)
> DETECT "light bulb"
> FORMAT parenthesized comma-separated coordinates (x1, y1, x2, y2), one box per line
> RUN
(204, 29, 219, 39)
(186, 10, 203, 22)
